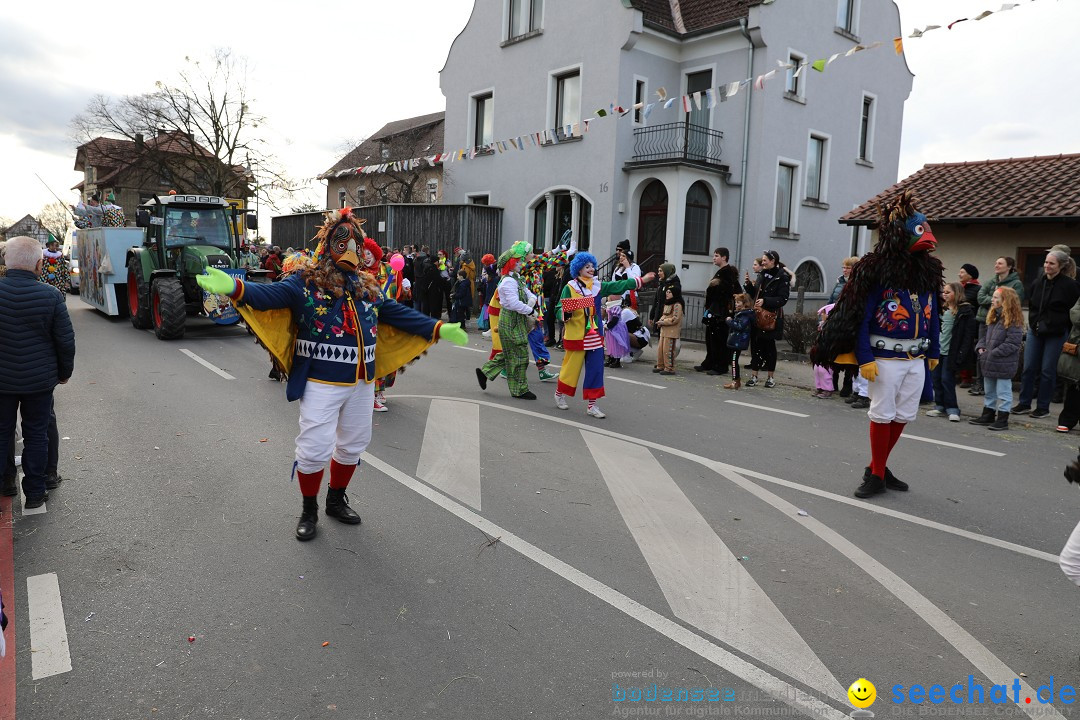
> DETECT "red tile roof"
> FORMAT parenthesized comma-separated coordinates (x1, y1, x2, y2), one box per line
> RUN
(628, 0, 763, 35)
(840, 154, 1080, 225)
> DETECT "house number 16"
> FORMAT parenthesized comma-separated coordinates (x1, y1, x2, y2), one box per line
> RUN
(599, 182, 609, 193)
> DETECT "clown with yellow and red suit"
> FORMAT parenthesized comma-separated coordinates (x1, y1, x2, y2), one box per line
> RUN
(197, 208, 466, 540)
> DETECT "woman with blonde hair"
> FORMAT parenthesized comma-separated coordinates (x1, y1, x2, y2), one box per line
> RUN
(970, 287, 1024, 431)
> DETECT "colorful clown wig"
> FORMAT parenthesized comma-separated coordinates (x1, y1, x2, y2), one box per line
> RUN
(496, 241, 532, 275)
(570, 252, 598, 279)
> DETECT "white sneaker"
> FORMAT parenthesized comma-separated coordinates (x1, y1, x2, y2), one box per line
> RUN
(587, 405, 606, 419)
(948, 413, 960, 422)
(481, 330, 491, 338)
(925, 409, 945, 417)
(555, 393, 569, 410)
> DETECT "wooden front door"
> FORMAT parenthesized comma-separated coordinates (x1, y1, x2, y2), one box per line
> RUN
(637, 180, 668, 275)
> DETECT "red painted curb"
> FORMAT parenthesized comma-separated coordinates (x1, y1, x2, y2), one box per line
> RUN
(0, 496, 15, 720)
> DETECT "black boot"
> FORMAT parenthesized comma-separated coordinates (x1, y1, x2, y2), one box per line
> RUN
(988, 411, 1010, 431)
(325, 487, 362, 524)
(0, 474, 17, 497)
(475, 368, 488, 391)
(45, 472, 63, 489)
(296, 496, 318, 541)
(883, 467, 908, 492)
(854, 468, 886, 498)
(968, 407, 996, 426)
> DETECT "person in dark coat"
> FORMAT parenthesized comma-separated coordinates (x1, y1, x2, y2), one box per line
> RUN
(0, 237, 76, 508)
(745, 250, 790, 388)
(956, 263, 981, 387)
(649, 263, 681, 331)
(1015, 250, 1080, 417)
(697, 247, 740, 376)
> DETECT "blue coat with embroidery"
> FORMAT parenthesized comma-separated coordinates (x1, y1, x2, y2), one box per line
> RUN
(232, 272, 439, 401)
(856, 284, 940, 365)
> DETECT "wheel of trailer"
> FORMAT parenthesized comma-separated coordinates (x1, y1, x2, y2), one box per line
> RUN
(151, 277, 186, 340)
(127, 259, 152, 329)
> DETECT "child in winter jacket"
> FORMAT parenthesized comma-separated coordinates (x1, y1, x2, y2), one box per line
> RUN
(653, 285, 684, 375)
(723, 293, 754, 389)
(812, 303, 836, 398)
(451, 269, 472, 327)
(970, 287, 1024, 431)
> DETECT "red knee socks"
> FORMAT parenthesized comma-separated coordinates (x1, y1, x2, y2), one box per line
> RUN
(297, 469, 323, 498)
(328, 459, 356, 490)
(869, 421, 907, 478)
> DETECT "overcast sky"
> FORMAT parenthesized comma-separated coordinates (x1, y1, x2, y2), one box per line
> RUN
(1, 0, 1075, 231)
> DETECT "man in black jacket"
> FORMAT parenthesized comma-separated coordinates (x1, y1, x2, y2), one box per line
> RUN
(0, 237, 76, 508)
(696, 247, 739, 375)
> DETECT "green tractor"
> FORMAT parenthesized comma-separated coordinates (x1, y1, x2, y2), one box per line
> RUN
(127, 194, 265, 339)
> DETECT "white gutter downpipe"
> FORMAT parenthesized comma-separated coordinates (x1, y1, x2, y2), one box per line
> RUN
(735, 17, 754, 270)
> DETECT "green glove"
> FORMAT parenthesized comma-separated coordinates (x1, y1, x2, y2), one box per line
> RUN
(438, 322, 468, 346)
(196, 266, 236, 295)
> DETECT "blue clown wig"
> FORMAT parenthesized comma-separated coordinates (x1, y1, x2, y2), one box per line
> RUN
(570, 252, 598, 279)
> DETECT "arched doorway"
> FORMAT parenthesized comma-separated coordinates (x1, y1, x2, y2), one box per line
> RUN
(637, 180, 668, 274)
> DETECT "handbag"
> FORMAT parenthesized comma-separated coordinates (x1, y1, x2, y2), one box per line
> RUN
(753, 282, 778, 332)
(1065, 342, 1078, 357)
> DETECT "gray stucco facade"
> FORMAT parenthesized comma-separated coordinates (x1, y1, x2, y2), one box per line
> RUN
(440, 0, 912, 294)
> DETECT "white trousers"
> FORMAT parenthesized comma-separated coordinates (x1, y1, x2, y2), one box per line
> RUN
(867, 359, 924, 424)
(295, 380, 375, 473)
(1061, 519, 1080, 586)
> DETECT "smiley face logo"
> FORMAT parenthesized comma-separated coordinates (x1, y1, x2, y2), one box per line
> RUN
(847, 678, 876, 709)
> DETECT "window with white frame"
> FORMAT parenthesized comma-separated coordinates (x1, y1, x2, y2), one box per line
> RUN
(774, 163, 797, 233)
(837, 0, 858, 35)
(634, 79, 647, 124)
(356, 187, 365, 206)
(858, 95, 875, 162)
(338, 189, 347, 208)
(682, 182, 712, 255)
(785, 52, 805, 97)
(805, 135, 827, 202)
(794, 260, 825, 293)
(473, 93, 494, 150)
(507, 0, 543, 40)
(554, 70, 581, 132)
(427, 179, 439, 204)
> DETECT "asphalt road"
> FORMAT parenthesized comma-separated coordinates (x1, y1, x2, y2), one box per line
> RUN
(5, 298, 1080, 720)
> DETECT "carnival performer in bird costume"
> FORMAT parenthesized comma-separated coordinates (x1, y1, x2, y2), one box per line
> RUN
(556, 253, 655, 418)
(812, 190, 942, 499)
(196, 208, 466, 540)
(476, 241, 539, 399)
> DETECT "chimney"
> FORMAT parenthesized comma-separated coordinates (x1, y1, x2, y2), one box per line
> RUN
(135, 133, 144, 149)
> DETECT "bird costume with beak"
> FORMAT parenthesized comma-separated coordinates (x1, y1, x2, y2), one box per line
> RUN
(812, 191, 942, 499)
(197, 208, 466, 539)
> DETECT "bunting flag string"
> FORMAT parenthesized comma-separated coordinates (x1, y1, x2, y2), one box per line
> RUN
(318, 0, 1046, 180)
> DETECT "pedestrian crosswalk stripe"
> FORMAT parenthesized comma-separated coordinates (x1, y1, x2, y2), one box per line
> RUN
(26, 573, 72, 679)
(581, 431, 845, 703)
(416, 399, 482, 510)
(363, 451, 851, 720)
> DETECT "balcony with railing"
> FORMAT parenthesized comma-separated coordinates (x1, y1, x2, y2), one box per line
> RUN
(625, 122, 726, 172)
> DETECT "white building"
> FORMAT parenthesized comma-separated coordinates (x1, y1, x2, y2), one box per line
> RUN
(439, 0, 912, 294)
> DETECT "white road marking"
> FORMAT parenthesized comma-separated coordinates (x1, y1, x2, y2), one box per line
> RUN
(392, 396, 1058, 565)
(22, 502, 46, 516)
(901, 433, 1006, 457)
(725, 400, 809, 418)
(363, 452, 850, 719)
(606, 376, 666, 389)
(26, 573, 72, 679)
(712, 464, 1064, 720)
(416, 399, 482, 510)
(179, 349, 236, 380)
(582, 432, 845, 701)
(453, 345, 487, 353)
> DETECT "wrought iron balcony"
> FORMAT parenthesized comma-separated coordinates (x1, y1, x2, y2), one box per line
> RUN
(627, 122, 725, 171)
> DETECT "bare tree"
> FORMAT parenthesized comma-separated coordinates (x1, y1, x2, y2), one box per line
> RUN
(38, 201, 72, 242)
(71, 49, 297, 208)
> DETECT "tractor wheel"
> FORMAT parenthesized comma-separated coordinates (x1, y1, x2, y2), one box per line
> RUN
(127, 259, 152, 329)
(151, 277, 186, 340)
